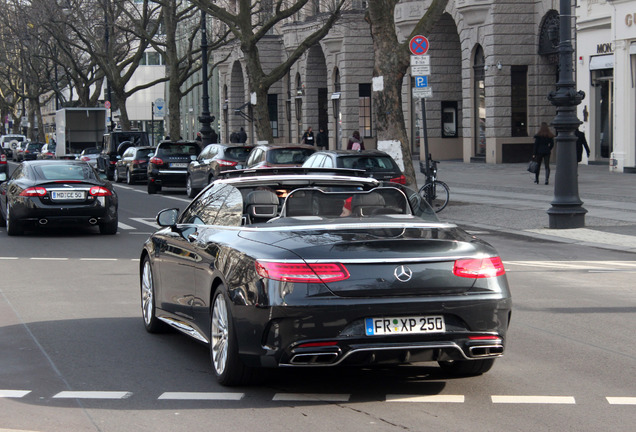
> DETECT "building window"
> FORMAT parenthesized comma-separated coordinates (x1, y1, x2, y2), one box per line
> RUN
(359, 83, 372, 138)
(511, 66, 528, 137)
(139, 51, 164, 66)
(268, 94, 279, 138)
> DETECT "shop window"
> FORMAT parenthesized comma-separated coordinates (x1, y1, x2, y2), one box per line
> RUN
(511, 66, 528, 137)
(268, 94, 279, 138)
(359, 83, 372, 138)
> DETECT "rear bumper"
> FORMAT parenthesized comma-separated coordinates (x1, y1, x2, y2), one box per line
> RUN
(11, 196, 118, 226)
(148, 170, 187, 187)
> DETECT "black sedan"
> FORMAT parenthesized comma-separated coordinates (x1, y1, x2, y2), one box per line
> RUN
(114, 145, 154, 185)
(20, 142, 44, 161)
(303, 150, 406, 184)
(140, 169, 511, 385)
(147, 141, 200, 194)
(186, 143, 253, 198)
(0, 160, 118, 235)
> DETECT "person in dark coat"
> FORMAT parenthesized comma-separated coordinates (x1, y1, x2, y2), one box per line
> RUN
(301, 127, 315, 146)
(316, 128, 328, 150)
(238, 127, 247, 143)
(229, 131, 239, 143)
(532, 122, 555, 185)
(347, 131, 365, 151)
(210, 128, 218, 144)
(575, 127, 590, 163)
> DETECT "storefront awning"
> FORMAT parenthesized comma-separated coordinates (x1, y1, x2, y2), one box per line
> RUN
(590, 54, 614, 70)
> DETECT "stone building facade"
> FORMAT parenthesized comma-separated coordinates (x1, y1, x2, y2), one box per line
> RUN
(210, 0, 562, 165)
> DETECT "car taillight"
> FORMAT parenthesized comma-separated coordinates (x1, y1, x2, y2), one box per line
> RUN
(255, 261, 350, 283)
(217, 159, 238, 167)
(89, 186, 112, 196)
(81, 156, 90, 161)
(453, 257, 505, 279)
(20, 187, 47, 197)
(132, 159, 145, 165)
(0, 154, 6, 163)
(389, 175, 407, 184)
(150, 157, 163, 165)
(109, 160, 117, 165)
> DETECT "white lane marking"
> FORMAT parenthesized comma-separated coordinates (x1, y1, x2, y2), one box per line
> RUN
(0, 257, 19, 260)
(607, 397, 636, 405)
(387, 394, 464, 403)
(129, 232, 153, 235)
(0, 390, 31, 398)
(130, 217, 159, 229)
(53, 391, 132, 399)
(0, 428, 41, 432)
(158, 392, 244, 401)
(134, 189, 146, 194)
(114, 185, 135, 191)
(117, 222, 135, 230)
(491, 395, 576, 404)
(79, 258, 118, 261)
(162, 195, 191, 203)
(29, 257, 68, 261)
(272, 393, 350, 402)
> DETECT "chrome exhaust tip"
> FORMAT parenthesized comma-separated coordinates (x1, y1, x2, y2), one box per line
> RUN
(289, 352, 339, 365)
(469, 345, 504, 357)
(89, 218, 98, 225)
(38, 219, 48, 225)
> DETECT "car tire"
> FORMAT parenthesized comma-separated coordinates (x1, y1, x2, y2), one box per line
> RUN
(147, 182, 158, 194)
(126, 169, 134, 185)
(99, 216, 118, 235)
(210, 285, 252, 386)
(106, 168, 114, 181)
(186, 176, 198, 199)
(113, 167, 122, 183)
(6, 204, 23, 236)
(438, 358, 495, 376)
(0, 206, 6, 227)
(140, 256, 166, 333)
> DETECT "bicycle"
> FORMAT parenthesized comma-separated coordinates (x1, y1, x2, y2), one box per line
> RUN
(418, 157, 450, 213)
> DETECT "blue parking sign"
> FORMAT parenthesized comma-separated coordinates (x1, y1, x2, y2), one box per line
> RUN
(415, 76, 428, 88)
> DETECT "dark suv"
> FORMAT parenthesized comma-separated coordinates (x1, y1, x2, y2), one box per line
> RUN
(147, 141, 200, 194)
(97, 131, 150, 180)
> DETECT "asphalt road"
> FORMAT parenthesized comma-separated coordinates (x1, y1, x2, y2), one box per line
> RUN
(1, 166, 635, 431)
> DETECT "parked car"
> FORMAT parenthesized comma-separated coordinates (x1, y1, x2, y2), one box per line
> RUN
(37, 143, 57, 160)
(0, 147, 7, 182)
(0, 134, 26, 158)
(113, 146, 154, 184)
(139, 168, 512, 385)
(77, 147, 100, 168)
(303, 150, 406, 184)
(19, 142, 44, 161)
(186, 143, 254, 198)
(0, 160, 118, 235)
(97, 131, 150, 180)
(244, 143, 315, 169)
(147, 140, 200, 194)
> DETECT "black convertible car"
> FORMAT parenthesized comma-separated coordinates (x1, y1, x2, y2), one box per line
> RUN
(140, 169, 511, 385)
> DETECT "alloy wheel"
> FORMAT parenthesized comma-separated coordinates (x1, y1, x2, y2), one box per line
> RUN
(141, 260, 154, 326)
(211, 294, 229, 375)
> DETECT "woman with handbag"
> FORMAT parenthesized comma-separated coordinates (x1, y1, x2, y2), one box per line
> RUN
(532, 122, 555, 185)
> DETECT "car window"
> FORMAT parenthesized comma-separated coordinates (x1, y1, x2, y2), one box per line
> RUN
(26, 143, 43, 151)
(136, 148, 153, 158)
(341, 156, 397, 171)
(246, 148, 263, 166)
(33, 164, 97, 181)
(225, 147, 252, 161)
(180, 183, 243, 226)
(82, 148, 100, 155)
(158, 143, 200, 156)
(122, 148, 133, 158)
(268, 148, 314, 164)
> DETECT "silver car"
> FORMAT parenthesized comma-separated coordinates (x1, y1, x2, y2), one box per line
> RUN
(77, 147, 100, 168)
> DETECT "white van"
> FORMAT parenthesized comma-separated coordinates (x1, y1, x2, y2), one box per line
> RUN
(0, 134, 27, 158)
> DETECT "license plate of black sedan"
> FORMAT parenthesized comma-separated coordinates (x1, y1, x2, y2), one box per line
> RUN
(365, 316, 445, 336)
(51, 191, 85, 201)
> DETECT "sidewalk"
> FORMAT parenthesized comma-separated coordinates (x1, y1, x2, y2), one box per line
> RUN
(413, 160, 636, 253)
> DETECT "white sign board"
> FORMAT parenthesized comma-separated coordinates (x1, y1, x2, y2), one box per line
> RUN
(411, 65, 431, 76)
(410, 55, 430, 66)
(412, 87, 433, 99)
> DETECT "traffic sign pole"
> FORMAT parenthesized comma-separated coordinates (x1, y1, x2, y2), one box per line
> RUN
(409, 36, 431, 179)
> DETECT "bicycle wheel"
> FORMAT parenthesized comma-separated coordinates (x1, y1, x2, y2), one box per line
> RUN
(421, 180, 450, 213)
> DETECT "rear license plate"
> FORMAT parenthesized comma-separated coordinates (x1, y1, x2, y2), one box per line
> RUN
(170, 163, 188, 168)
(365, 316, 445, 336)
(51, 191, 85, 201)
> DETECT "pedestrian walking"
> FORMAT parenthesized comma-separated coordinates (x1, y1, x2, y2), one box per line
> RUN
(316, 127, 328, 150)
(301, 126, 315, 146)
(230, 131, 239, 143)
(347, 131, 365, 151)
(238, 127, 247, 143)
(575, 127, 590, 163)
(532, 122, 555, 185)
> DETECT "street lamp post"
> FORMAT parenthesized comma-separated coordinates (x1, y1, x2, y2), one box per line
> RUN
(198, 10, 214, 146)
(104, 0, 114, 131)
(547, 0, 587, 229)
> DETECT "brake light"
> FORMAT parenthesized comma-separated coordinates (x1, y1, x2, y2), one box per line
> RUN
(150, 157, 164, 165)
(453, 257, 505, 279)
(255, 261, 350, 283)
(297, 341, 339, 348)
(132, 159, 145, 165)
(109, 160, 117, 165)
(81, 156, 90, 161)
(0, 154, 6, 163)
(389, 175, 407, 184)
(20, 187, 47, 197)
(468, 336, 501, 341)
(89, 186, 112, 196)
(217, 159, 238, 167)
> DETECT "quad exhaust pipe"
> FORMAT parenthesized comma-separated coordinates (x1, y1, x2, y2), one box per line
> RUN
(89, 218, 98, 225)
(39, 219, 48, 225)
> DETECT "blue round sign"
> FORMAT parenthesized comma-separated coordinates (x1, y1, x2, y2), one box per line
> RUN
(409, 35, 429, 56)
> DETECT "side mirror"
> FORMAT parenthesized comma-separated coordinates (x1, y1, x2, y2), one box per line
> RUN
(156, 208, 179, 227)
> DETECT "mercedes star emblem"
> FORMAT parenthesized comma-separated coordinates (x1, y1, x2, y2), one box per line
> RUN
(394, 265, 413, 282)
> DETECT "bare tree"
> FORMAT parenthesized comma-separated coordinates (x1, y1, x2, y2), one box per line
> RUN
(192, 0, 346, 142)
(366, 0, 448, 187)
